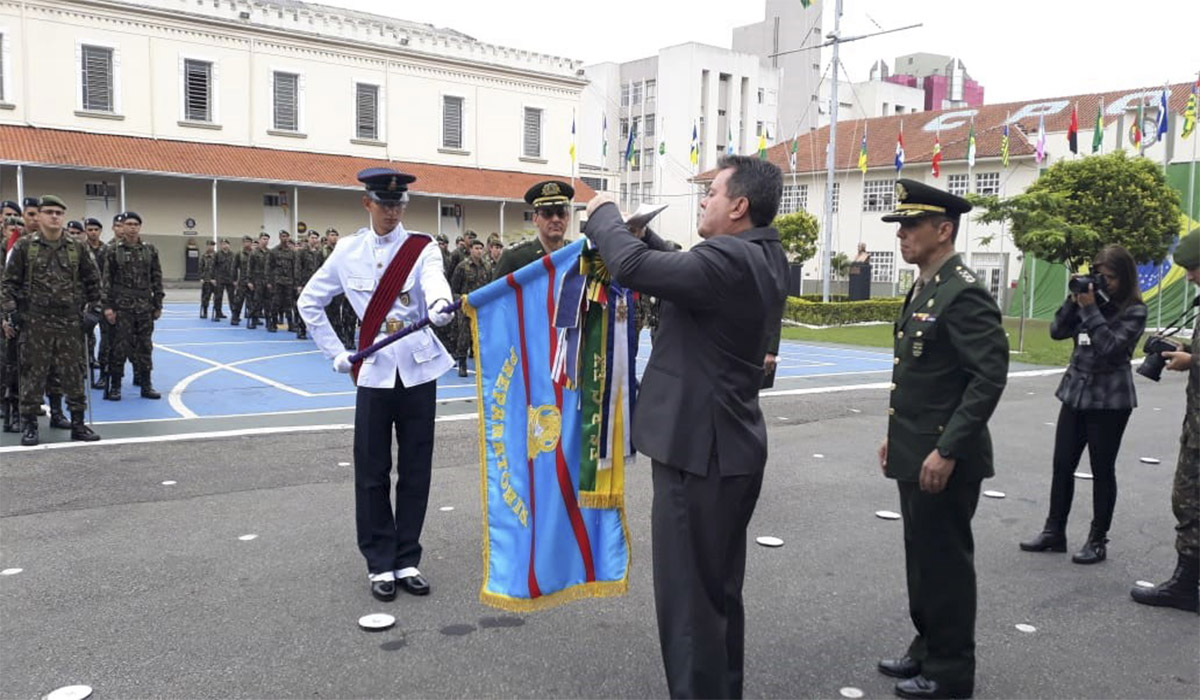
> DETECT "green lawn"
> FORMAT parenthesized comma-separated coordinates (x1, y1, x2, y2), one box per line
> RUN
(781, 318, 1150, 367)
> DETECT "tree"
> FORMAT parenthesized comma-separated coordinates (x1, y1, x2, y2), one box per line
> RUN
(773, 210, 819, 265)
(969, 151, 1181, 270)
(830, 252, 851, 280)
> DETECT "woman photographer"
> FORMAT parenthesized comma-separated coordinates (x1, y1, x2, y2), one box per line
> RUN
(1021, 244, 1147, 564)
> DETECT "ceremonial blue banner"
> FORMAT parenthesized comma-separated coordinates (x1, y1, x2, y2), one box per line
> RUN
(465, 239, 630, 611)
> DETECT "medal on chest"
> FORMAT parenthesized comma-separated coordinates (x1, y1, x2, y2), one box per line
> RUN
(912, 340, 925, 358)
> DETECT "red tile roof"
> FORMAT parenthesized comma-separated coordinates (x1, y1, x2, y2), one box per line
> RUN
(0, 125, 596, 202)
(704, 81, 1196, 179)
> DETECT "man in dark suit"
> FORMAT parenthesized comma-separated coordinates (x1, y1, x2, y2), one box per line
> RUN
(584, 155, 788, 699)
(876, 179, 1009, 699)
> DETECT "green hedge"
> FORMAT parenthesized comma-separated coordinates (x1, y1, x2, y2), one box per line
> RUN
(785, 296, 904, 326)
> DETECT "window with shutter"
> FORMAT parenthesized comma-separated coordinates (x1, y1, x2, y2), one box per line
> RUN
(183, 59, 212, 122)
(273, 72, 299, 131)
(443, 95, 463, 149)
(356, 83, 378, 140)
(523, 107, 542, 158)
(81, 45, 114, 112)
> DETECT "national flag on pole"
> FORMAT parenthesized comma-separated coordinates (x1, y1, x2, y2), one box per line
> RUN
(966, 120, 977, 167)
(726, 125, 735, 155)
(1183, 80, 1198, 139)
(1035, 114, 1047, 164)
(1131, 99, 1144, 153)
(930, 132, 942, 177)
(800, 0, 813, 7)
(689, 122, 699, 166)
(757, 130, 767, 159)
(1001, 120, 1010, 168)
(659, 140, 666, 156)
(895, 124, 905, 173)
(569, 116, 576, 163)
(1092, 100, 1104, 153)
(788, 131, 798, 172)
(624, 120, 637, 165)
(857, 129, 868, 174)
(602, 114, 608, 157)
(1067, 103, 1079, 155)
(466, 239, 632, 611)
(1156, 86, 1169, 142)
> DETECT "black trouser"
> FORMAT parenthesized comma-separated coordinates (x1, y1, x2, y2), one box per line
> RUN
(898, 477, 982, 689)
(651, 459, 763, 700)
(353, 375, 437, 576)
(1047, 404, 1132, 535)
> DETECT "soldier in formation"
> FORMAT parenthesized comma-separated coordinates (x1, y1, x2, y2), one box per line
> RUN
(449, 238, 489, 377)
(198, 239, 216, 319)
(265, 230, 298, 333)
(212, 238, 236, 322)
(230, 235, 254, 326)
(294, 231, 325, 340)
(102, 211, 163, 401)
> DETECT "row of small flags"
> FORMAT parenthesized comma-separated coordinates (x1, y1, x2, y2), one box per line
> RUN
(572, 81, 1198, 174)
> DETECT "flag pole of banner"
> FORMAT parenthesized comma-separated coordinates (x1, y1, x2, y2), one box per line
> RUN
(465, 240, 632, 612)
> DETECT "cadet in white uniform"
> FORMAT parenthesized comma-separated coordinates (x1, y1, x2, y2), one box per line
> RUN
(297, 168, 455, 602)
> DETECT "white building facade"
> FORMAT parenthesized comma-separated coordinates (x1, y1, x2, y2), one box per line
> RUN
(731, 0, 821, 136)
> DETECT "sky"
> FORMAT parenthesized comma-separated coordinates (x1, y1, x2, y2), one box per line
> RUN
(314, 0, 1198, 104)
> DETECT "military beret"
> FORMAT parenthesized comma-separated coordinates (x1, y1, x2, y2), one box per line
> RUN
(1174, 228, 1200, 270)
(882, 179, 971, 223)
(242, 235, 254, 242)
(470, 238, 485, 247)
(84, 218, 103, 228)
(259, 231, 271, 238)
(524, 180, 574, 207)
(117, 210, 142, 223)
(22, 197, 41, 209)
(39, 195, 67, 210)
(1, 200, 19, 213)
(326, 228, 339, 235)
(357, 167, 416, 203)
(465, 230, 478, 240)
(435, 233, 448, 243)
(66, 220, 84, 231)
(205, 240, 215, 246)
(221, 238, 231, 244)
(278, 229, 290, 236)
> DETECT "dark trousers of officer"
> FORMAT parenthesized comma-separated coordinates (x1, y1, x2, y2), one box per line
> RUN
(110, 312, 154, 380)
(651, 458, 764, 700)
(353, 375, 437, 576)
(213, 282, 234, 318)
(1048, 405, 1132, 535)
(898, 477, 982, 690)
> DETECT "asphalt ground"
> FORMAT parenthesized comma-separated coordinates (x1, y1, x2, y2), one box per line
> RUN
(2, 369, 1197, 699)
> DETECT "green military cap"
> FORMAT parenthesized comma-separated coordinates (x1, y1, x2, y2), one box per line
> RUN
(205, 240, 215, 246)
(882, 179, 971, 222)
(39, 194, 67, 210)
(242, 235, 254, 242)
(436, 233, 449, 243)
(1174, 227, 1200, 269)
(524, 180, 574, 207)
(221, 238, 231, 244)
(465, 230, 478, 240)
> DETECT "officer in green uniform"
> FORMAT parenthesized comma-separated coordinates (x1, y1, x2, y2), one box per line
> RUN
(492, 180, 574, 280)
(875, 179, 1009, 700)
(102, 211, 164, 401)
(0, 195, 103, 445)
(199, 240, 216, 318)
(1131, 227, 1200, 613)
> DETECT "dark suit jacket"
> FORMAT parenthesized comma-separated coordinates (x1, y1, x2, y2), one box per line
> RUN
(584, 203, 789, 477)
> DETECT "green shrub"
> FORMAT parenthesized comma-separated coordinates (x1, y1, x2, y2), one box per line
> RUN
(784, 296, 904, 325)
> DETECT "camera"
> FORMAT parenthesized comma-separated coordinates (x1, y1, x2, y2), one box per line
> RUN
(1136, 336, 1180, 382)
(1068, 274, 1109, 297)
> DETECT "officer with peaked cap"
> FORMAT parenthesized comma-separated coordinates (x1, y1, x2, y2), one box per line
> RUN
(491, 180, 574, 279)
(875, 178, 1008, 700)
(297, 167, 456, 602)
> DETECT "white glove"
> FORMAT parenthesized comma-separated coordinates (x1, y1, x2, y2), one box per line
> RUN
(428, 299, 455, 327)
(332, 350, 354, 374)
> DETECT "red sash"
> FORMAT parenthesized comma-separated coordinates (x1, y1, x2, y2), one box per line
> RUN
(353, 234, 432, 382)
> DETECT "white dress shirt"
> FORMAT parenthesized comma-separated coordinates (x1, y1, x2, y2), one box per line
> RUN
(297, 223, 454, 389)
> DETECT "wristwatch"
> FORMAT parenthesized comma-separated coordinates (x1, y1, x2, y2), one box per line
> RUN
(937, 446, 953, 460)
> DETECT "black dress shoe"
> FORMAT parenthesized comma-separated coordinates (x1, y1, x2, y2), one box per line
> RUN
(1020, 529, 1067, 552)
(370, 579, 397, 602)
(895, 675, 973, 699)
(878, 656, 921, 679)
(397, 574, 430, 596)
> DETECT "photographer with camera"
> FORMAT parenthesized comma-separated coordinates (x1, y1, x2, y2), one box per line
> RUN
(1131, 228, 1199, 613)
(1021, 245, 1147, 564)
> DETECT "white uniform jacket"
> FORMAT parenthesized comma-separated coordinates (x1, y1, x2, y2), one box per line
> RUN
(297, 224, 454, 389)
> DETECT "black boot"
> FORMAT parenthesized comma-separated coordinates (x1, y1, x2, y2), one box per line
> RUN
(92, 372, 108, 391)
(70, 412, 101, 442)
(457, 358, 468, 377)
(266, 316, 277, 333)
(20, 416, 38, 446)
(1072, 526, 1108, 564)
(1020, 521, 1067, 552)
(104, 377, 122, 401)
(200, 307, 207, 319)
(3, 402, 21, 433)
(140, 376, 162, 400)
(297, 329, 307, 340)
(231, 317, 240, 326)
(1131, 553, 1199, 612)
(48, 395, 72, 429)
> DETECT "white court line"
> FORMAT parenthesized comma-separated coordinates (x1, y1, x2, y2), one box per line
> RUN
(156, 345, 323, 418)
(91, 396, 477, 425)
(163, 340, 306, 347)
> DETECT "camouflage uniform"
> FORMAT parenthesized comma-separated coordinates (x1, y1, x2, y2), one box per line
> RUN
(84, 240, 108, 380)
(266, 242, 299, 331)
(0, 232, 102, 441)
(103, 239, 164, 398)
(198, 249, 216, 317)
(212, 248, 236, 320)
(450, 256, 490, 362)
(294, 246, 324, 339)
(1174, 313, 1199, 559)
(231, 245, 252, 325)
(0, 223, 22, 432)
(247, 246, 267, 328)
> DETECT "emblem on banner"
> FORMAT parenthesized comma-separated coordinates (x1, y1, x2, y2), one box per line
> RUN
(528, 405, 562, 457)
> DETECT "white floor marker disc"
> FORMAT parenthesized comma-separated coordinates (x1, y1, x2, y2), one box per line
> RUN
(44, 686, 93, 700)
(1074, 472, 1094, 480)
(1, 568, 23, 575)
(337, 461, 351, 467)
(358, 613, 395, 631)
(161, 481, 176, 486)
(813, 453, 825, 459)
(875, 510, 901, 520)
(1015, 623, 1036, 633)
(439, 506, 455, 512)
(983, 490, 1006, 499)
(1139, 457, 1161, 465)
(238, 534, 258, 541)
(755, 536, 784, 548)
(1135, 580, 1155, 588)
(839, 688, 864, 699)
